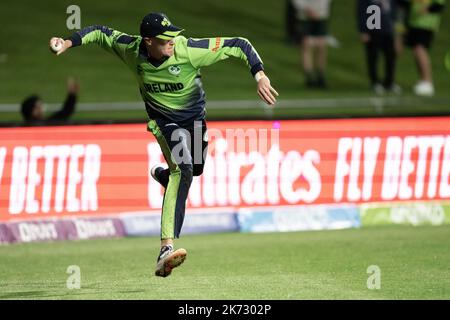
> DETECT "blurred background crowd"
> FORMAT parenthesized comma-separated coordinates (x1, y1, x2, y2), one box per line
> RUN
(286, 0, 446, 97)
(0, 0, 448, 125)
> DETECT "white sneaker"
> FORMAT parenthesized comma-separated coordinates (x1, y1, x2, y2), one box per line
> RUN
(386, 84, 402, 95)
(414, 81, 434, 97)
(372, 83, 385, 95)
(155, 246, 187, 278)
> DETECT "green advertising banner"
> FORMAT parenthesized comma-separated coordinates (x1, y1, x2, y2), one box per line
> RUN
(360, 202, 450, 227)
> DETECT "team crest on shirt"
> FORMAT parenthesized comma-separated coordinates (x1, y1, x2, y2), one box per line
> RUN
(168, 65, 181, 76)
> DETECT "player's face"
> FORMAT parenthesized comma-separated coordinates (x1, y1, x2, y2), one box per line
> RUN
(157, 38, 175, 57)
(150, 37, 175, 58)
(32, 100, 44, 120)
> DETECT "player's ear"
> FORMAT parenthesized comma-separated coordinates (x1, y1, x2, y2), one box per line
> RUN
(144, 37, 152, 46)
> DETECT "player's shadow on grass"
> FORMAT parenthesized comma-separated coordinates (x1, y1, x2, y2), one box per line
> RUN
(0, 291, 54, 299)
(0, 289, 147, 299)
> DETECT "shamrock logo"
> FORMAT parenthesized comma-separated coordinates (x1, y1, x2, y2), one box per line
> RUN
(168, 65, 181, 76)
(161, 18, 171, 27)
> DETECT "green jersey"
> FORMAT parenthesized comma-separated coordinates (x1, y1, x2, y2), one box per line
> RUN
(406, 0, 446, 32)
(67, 26, 265, 124)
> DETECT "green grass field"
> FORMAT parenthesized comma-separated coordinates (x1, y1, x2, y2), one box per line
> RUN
(1, 225, 449, 300)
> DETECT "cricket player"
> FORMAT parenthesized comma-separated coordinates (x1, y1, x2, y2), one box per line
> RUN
(398, 0, 446, 96)
(291, 0, 333, 88)
(49, 12, 278, 277)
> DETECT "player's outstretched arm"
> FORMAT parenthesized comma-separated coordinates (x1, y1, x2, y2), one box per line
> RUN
(49, 37, 72, 56)
(255, 71, 279, 106)
(49, 26, 132, 62)
(186, 37, 279, 106)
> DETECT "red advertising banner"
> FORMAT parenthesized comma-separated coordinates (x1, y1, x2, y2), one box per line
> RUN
(1, 117, 450, 222)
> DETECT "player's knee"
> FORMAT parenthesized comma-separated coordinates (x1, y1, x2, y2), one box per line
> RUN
(193, 165, 204, 176)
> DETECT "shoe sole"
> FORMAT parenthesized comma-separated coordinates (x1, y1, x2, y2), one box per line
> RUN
(155, 248, 187, 278)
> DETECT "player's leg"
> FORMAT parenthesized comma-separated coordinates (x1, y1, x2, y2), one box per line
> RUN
(314, 20, 328, 89)
(366, 34, 382, 93)
(302, 37, 314, 85)
(149, 122, 206, 187)
(301, 21, 315, 87)
(382, 34, 399, 93)
(191, 119, 208, 177)
(406, 28, 435, 96)
(315, 36, 328, 88)
(148, 121, 193, 225)
(413, 43, 434, 96)
(414, 41, 433, 80)
(150, 119, 207, 276)
(148, 119, 194, 277)
(414, 45, 432, 83)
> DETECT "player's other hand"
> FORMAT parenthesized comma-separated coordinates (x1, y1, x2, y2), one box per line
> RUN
(256, 72, 279, 106)
(67, 77, 80, 94)
(49, 37, 71, 56)
(360, 33, 370, 44)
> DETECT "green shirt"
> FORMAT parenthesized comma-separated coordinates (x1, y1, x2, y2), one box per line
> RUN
(67, 26, 264, 124)
(407, 0, 446, 32)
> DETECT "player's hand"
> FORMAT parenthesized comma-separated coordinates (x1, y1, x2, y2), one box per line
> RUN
(49, 37, 71, 56)
(67, 77, 80, 94)
(360, 33, 370, 43)
(256, 73, 279, 106)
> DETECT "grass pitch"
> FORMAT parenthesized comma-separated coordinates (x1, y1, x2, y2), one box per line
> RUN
(1, 225, 450, 300)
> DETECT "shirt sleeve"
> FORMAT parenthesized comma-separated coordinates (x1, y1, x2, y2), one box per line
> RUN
(65, 25, 137, 62)
(186, 37, 264, 76)
(47, 93, 76, 121)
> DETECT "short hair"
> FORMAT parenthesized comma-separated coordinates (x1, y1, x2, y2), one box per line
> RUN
(21, 95, 40, 121)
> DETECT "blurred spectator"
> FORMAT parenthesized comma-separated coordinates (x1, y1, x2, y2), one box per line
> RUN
(286, 0, 304, 45)
(291, 0, 333, 89)
(21, 78, 79, 125)
(358, 0, 401, 95)
(399, 0, 446, 96)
